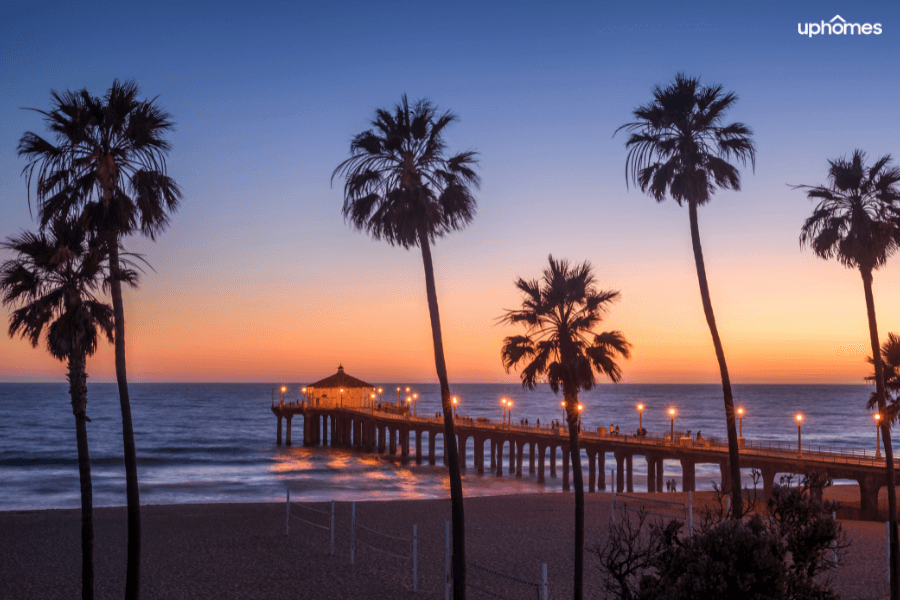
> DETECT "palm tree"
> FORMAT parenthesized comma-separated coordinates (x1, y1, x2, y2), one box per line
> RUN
(796, 150, 900, 599)
(17, 80, 182, 600)
(1, 219, 115, 600)
(616, 73, 755, 517)
(332, 95, 479, 599)
(500, 255, 631, 600)
(867, 333, 900, 423)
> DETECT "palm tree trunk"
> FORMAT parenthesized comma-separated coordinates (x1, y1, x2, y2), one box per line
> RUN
(862, 268, 899, 600)
(565, 399, 585, 600)
(418, 225, 466, 600)
(108, 240, 141, 600)
(69, 352, 94, 600)
(688, 201, 742, 517)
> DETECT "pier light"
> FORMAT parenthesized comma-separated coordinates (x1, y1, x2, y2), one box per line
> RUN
(508, 401, 513, 425)
(668, 408, 676, 442)
(452, 396, 458, 418)
(737, 407, 744, 438)
(397, 387, 402, 407)
(340, 388, 344, 407)
(637, 403, 644, 432)
(875, 413, 883, 458)
(377, 388, 383, 403)
(795, 413, 803, 454)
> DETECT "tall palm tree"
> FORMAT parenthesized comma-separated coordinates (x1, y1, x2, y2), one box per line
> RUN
(796, 150, 900, 599)
(616, 73, 755, 517)
(500, 255, 631, 600)
(332, 95, 479, 599)
(1, 219, 115, 600)
(18, 80, 182, 600)
(867, 333, 900, 423)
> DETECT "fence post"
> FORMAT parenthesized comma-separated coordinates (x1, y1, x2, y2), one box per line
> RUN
(828, 510, 835, 567)
(541, 562, 548, 600)
(330, 500, 335, 556)
(413, 524, 418, 592)
(350, 502, 356, 565)
(285, 486, 290, 536)
(688, 490, 693, 535)
(445, 520, 451, 600)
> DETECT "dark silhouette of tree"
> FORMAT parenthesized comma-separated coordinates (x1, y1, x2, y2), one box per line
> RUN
(796, 150, 900, 599)
(867, 332, 900, 422)
(500, 255, 631, 600)
(1, 219, 116, 600)
(617, 73, 755, 517)
(18, 80, 182, 600)
(333, 95, 479, 600)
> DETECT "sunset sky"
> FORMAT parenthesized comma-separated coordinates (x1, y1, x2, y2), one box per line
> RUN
(1, 0, 898, 384)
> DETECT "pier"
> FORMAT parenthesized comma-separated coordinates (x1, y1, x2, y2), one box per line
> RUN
(272, 402, 895, 520)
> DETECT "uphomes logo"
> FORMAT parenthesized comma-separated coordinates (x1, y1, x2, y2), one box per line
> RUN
(798, 15, 882, 37)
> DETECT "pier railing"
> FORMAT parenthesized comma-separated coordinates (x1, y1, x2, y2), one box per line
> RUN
(311, 406, 893, 469)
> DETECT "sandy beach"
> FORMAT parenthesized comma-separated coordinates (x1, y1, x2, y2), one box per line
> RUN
(0, 489, 891, 600)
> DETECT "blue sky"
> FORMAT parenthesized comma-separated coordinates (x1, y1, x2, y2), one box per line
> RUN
(1, 0, 898, 383)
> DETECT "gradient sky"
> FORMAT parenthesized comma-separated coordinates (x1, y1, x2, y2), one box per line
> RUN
(1, 0, 898, 384)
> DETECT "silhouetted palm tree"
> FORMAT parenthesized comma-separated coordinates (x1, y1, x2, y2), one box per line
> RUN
(867, 333, 900, 423)
(333, 95, 479, 599)
(500, 255, 631, 600)
(18, 80, 182, 600)
(797, 150, 900, 599)
(617, 73, 755, 517)
(1, 219, 115, 600)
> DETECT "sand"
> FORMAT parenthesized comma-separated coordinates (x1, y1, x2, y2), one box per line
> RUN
(0, 490, 891, 600)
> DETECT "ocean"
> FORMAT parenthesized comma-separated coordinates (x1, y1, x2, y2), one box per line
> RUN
(0, 383, 880, 511)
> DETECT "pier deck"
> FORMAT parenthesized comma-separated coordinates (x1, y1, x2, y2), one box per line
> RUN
(271, 403, 893, 520)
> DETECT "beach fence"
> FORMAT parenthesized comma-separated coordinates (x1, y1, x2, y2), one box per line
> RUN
(447, 521, 549, 600)
(284, 487, 335, 555)
(349, 502, 418, 592)
(610, 488, 693, 534)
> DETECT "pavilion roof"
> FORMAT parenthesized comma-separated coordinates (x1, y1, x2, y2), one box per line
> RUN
(308, 366, 374, 389)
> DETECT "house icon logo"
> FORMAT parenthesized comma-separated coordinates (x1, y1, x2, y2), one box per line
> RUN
(798, 15, 883, 37)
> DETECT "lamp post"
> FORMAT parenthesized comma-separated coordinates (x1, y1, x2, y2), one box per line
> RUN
(301, 387, 307, 404)
(280, 386, 287, 406)
(413, 393, 418, 417)
(637, 403, 644, 433)
(561, 401, 567, 428)
(737, 407, 744, 438)
(452, 396, 458, 419)
(396, 387, 401, 407)
(370, 393, 376, 410)
(508, 401, 513, 426)
(501, 398, 508, 425)
(377, 388, 383, 403)
(406, 396, 412, 418)
(340, 388, 344, 408)
(796, 413, 803, 454)
(875, 413, 883, 458)
(577, 404, 583, 431)
(405, 387, 410, 408)
(668, 408, 676, 443)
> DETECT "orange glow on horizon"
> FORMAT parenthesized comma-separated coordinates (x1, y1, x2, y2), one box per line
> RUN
(1, 246, 898, 384)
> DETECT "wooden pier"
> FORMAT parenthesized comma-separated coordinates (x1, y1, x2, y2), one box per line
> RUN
(271, 403, 896, 520)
